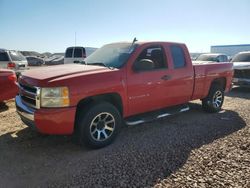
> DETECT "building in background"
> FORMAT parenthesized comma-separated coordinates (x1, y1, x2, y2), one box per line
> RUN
(211, 44, 250, 57)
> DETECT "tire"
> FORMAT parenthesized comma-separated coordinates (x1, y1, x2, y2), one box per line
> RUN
(76, 102, 122, 149)
(202, 84, 224, 113)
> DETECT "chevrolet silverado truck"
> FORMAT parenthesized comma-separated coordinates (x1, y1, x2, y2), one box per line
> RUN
(16, 41, 233, 148)
(231, 51, 250, 87)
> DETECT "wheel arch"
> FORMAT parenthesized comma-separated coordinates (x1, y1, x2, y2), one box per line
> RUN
(74, 93, 123, 131)
(210, 77, 227, 91)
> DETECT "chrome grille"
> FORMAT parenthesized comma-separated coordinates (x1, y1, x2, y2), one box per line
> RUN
(234, 69, 250, 79)
(18, 83, 40, 109)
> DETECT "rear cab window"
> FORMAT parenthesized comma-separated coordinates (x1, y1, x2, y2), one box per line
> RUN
(170, 45, 186, 68)
(0, 52, 10, 61)
(65, 48, 73, 58)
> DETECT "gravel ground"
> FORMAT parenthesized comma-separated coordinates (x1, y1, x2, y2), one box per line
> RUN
(0, 87, 249, 187)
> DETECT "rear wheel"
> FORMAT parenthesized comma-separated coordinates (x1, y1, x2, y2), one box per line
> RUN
(75, 102, 122, 148)
(202, 84, 224, 113)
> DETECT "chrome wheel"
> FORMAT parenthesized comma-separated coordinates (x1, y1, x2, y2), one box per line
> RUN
(212, 90, 223, 108)
(89, 112, 115, 141)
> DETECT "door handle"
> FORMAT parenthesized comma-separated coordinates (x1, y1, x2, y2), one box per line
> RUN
(161, 75, 172, 80)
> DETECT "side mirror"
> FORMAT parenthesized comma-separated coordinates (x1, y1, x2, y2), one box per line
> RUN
(133, 59, 154, 72)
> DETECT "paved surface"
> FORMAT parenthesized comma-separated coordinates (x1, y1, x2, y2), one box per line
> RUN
(0, 87, 249, 187)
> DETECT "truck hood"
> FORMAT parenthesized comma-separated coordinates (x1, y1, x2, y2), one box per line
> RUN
(233, 62, 250, 70)
(21, 64, 113, 84)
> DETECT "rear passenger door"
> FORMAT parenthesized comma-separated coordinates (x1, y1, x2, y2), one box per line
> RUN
(0, 52, 10, 69)
(162, 44, 194, 105)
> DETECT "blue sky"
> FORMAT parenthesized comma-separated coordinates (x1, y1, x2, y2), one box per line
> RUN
(0, 0, 249, 53)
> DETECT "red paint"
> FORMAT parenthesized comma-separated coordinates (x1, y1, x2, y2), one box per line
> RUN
(0, 69, 18, 102)
(19, 42, 233, 135)
(34, 107, 76, 134)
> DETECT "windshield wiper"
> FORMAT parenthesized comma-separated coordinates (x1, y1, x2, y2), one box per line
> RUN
(87, 62, 115, 69)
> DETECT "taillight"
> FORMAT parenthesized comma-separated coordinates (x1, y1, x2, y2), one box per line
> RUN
(7, 62, 16, 69)
(8, 74, 17, 82)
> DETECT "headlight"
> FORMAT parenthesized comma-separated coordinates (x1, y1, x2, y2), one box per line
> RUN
(41, 87, 70, 107)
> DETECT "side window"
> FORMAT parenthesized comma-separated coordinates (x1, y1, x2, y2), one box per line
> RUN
(217, 56, 222, 62)
(170, 46, 186, 68)
(0, 52, 9, 61)
(73, 48, 83, 58)
(134, 46, 166, 71)
(65, 48, 73, 58)
(223, 55, 228, 62)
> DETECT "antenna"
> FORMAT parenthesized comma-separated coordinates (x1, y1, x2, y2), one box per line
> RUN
(130, 37, 138, 49)
(132, 37, 137, 44)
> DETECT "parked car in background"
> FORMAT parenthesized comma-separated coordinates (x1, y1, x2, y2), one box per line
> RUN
(64, 46, 86, 64)
(44, 55, 64, 65)
(195, 53, 229, 63)
(0, 49, 28, 76)
(231, 51, 250, 87)
(16, 41, 233, 148)
(0, 69, 18, 102)
(26, 56, 44, 66)
(190, 52, 203, 61)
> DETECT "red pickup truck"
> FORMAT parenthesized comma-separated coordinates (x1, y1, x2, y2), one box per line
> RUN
(16, 41, 233, 148)
(0, 69, 18, 102)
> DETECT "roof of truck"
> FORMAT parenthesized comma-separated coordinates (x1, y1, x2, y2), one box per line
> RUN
(108, 41, 186, 46)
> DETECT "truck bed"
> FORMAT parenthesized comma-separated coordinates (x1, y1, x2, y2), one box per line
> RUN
(192, 62, 233, 100)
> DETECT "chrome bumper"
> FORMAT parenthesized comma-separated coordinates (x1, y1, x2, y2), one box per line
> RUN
(233, 78, 250, 87)
(15, 95, 35, 121)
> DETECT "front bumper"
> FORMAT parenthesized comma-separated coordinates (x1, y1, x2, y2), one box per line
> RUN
(233, 78, 250, 87)
(16, 95, 36, 129)
(15, 95, 76, 135)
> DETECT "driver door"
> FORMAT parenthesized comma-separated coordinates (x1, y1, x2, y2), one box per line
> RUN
(126, 45, 170, 115)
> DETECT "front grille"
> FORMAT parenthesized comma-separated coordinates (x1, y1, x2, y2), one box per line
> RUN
(18, 64, 25, 68)
(18, 83, 40, 109)
(20, 83, 37, 93)
(234, 69, 250, 79)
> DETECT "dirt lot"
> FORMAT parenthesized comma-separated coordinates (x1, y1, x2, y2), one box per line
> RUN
(0, 87, 249, 188)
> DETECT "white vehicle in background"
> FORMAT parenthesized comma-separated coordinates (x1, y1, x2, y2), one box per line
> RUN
(195, 53, 229, 63)
(0, 48, 28, 76)
(232, 51, 250, 87)
(64, 46, 86, 64)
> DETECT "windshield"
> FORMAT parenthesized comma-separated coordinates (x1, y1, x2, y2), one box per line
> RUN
(232, 53, 250, 62)
(84, 43, 137, 68)
(196, 54, 218, 61)
(9, 51, 26, 61)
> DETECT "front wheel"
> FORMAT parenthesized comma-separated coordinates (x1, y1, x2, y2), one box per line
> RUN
(76, 102, 122, 148)
(202, 84, 224, 113)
